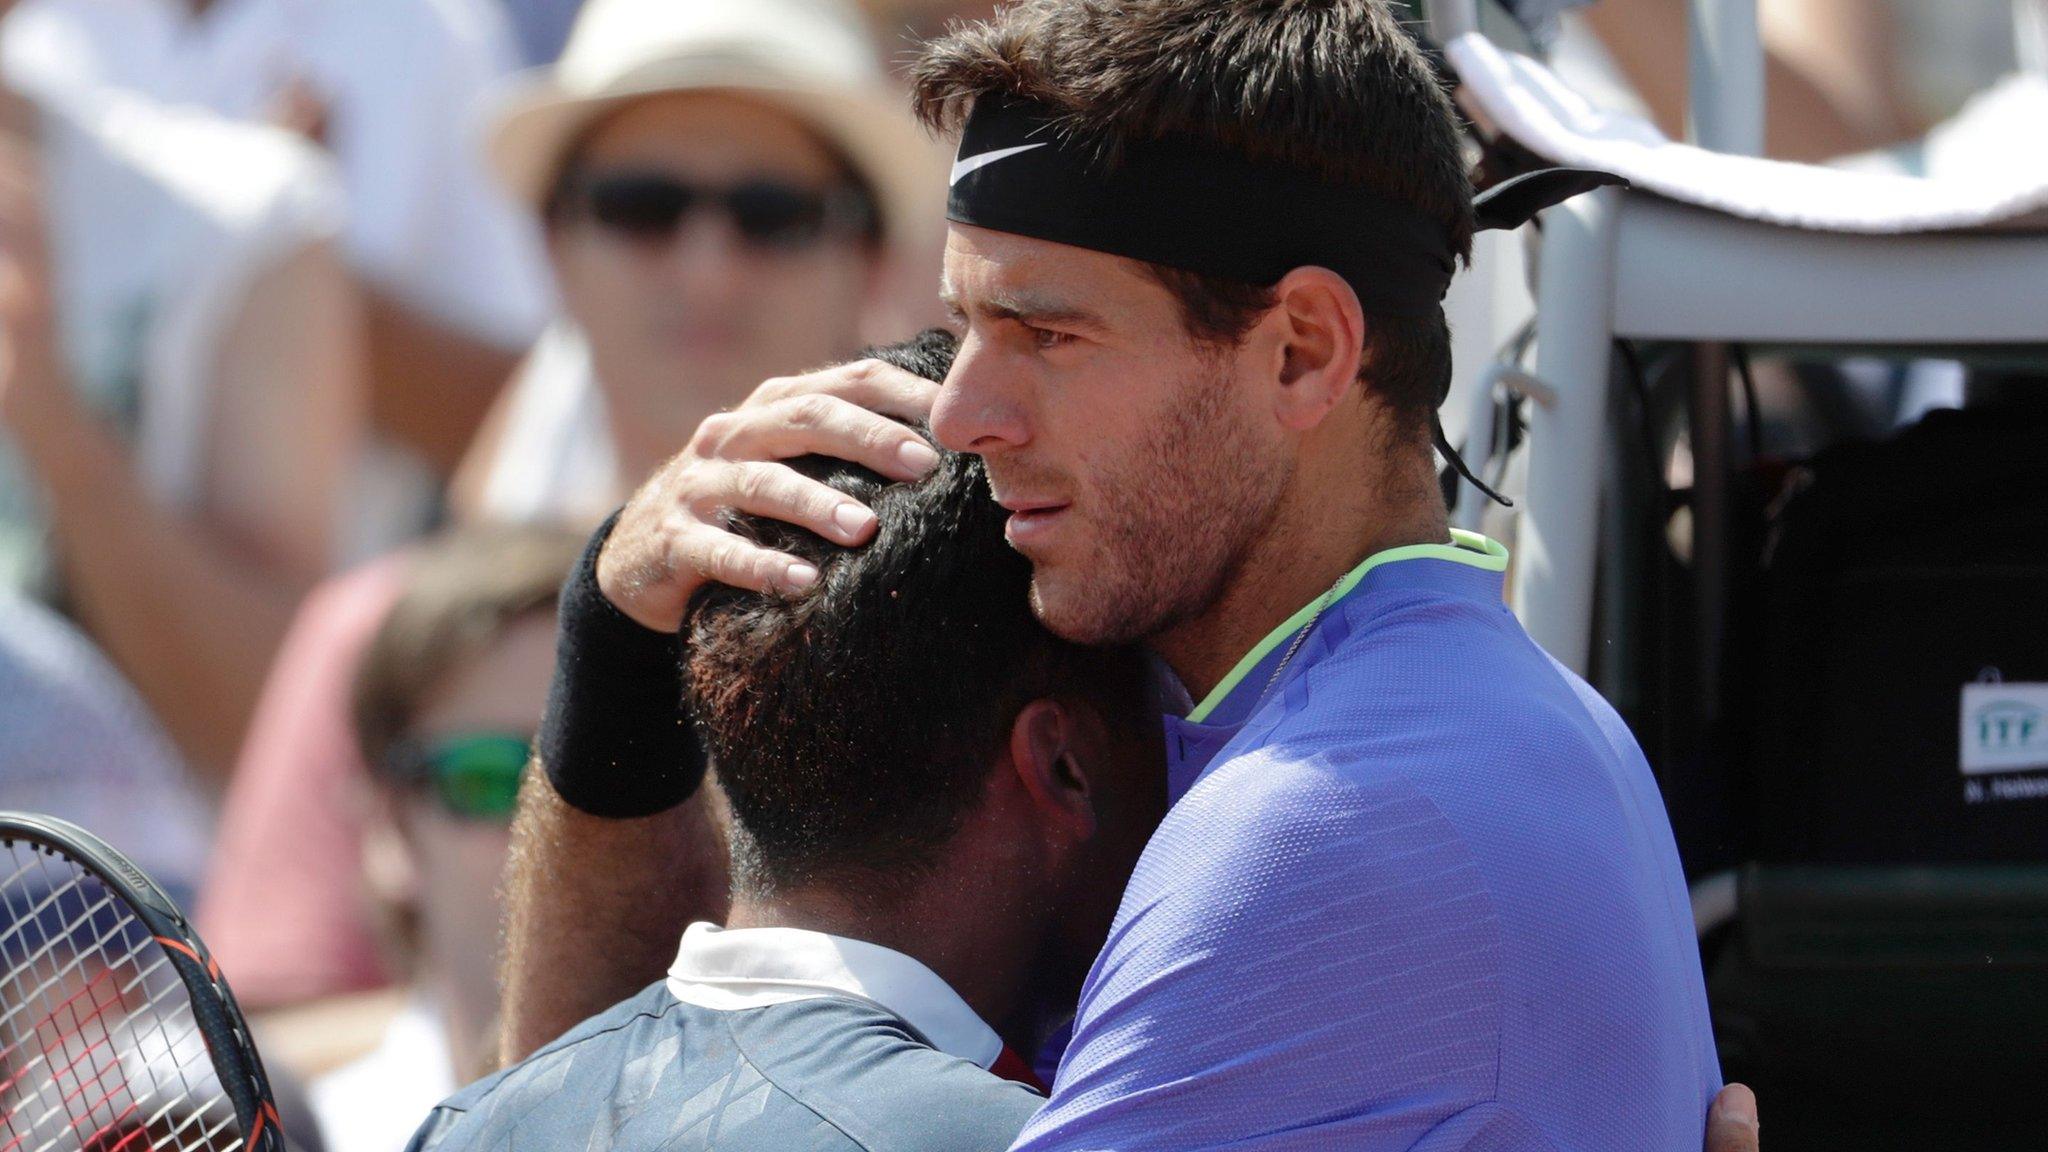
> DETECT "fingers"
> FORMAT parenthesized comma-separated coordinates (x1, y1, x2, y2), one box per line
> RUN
(676, 521, 820, 597)
(1705, 1083, 1759, 1152)
(750, 358, 940, 423)
(712, 460, 878, 547)
(697, 393, 940, 483)
(597, 356, 944, 625)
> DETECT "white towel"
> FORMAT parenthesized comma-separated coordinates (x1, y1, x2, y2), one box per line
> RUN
(1446, 31, 2048, 234)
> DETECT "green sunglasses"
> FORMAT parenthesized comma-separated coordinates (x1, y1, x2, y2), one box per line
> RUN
(386, 732, 531, 821)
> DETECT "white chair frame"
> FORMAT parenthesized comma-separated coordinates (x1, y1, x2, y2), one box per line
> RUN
(1432, 0, 2048, 677)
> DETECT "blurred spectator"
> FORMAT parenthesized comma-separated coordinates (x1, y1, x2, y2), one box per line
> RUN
(196, 0, 939, 1010)
(0, 593, 211, 901)
(451, 0, 938, 525)
(1, 0, 553, 501)
(1556, 0, 2007, 161)
(494, 0, 583, 68)
(858, 0, 993, 44)
(194, 557, 411, 1008)
(0, 71, 364, 782)
(302, 524, 579, 1152)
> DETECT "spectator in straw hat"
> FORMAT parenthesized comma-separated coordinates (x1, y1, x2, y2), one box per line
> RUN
(451, 0, 940, 528)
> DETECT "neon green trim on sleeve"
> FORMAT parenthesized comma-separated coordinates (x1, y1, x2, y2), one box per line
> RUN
(1184, 530, 1508, 724)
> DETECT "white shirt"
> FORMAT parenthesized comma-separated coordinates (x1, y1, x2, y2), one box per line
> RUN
(3, 0, 551, 347)
(667, 922, 1006, 1071)
(0, 91, 343, 593)
(479, 324, 622, 528)
(309, 995, 459, 1152)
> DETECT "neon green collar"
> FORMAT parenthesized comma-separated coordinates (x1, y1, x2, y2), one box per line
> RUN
(1185, 530, 1509, 723)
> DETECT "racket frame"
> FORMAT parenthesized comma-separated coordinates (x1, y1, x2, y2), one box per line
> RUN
(0, 812, 285, 1152)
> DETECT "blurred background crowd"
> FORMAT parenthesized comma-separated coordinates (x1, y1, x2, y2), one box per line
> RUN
(0, 0, 2035, 1149)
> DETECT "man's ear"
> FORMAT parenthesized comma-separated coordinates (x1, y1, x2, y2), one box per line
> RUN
(1264, 265, 1366, 433)
(1006, 698, 1098, 842)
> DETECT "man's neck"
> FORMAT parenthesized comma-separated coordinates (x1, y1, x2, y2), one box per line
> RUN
(1154, 429, 1449, 703)
(592, 358, 739, 488)
(724, 880, 1041, 1053)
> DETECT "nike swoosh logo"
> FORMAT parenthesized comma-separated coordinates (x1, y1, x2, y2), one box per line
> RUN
(950, 143, 1049, 187)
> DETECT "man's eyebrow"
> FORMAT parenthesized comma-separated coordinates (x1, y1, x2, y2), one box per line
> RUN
(937, 284, 1106, 329)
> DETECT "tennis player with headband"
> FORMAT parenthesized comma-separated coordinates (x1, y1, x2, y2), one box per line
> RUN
(503, 3, 1750, 1150)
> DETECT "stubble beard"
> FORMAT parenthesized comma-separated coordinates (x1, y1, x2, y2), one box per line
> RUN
(1029, 360, 1289, 647)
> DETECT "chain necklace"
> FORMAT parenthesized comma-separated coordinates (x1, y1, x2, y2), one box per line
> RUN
(1247, 569, 1350, 713)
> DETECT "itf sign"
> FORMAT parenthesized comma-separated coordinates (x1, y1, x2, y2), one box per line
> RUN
(1960, 682, 2048, 776)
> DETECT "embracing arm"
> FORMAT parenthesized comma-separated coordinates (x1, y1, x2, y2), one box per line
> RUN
(1010, 760, 1760, 1152)
(497, 775, 727, 1062)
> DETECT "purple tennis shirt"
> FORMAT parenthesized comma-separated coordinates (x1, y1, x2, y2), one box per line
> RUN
(1012, 532, 1721, 1151)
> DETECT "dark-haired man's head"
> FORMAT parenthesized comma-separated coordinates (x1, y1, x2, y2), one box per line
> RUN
(918, 0, 1468, 654)
(685, 330, 1165, 1046)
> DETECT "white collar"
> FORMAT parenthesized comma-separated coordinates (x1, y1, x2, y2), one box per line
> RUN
(666, 922, 1003, 1070)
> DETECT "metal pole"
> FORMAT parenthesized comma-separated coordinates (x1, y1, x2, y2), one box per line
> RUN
(1517, 187, 1621, 674)
(1687, 0, 1765, 156)
(1689, 344, 1731, 724)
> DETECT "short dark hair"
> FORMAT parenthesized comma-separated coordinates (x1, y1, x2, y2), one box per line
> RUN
(685, 330, 1150, 895)
(910, 0, 1472, 437)
(353, 525, 585, 774)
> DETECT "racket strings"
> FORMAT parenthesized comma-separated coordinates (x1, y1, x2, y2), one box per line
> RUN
(0, 844, 242, 1152)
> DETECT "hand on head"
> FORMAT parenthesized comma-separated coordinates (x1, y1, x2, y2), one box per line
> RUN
(595, 349, 944, 631)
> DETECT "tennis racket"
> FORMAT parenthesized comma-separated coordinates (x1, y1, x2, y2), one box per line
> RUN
(0, 812, 285, 1152)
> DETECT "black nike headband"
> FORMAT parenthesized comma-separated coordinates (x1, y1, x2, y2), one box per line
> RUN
(948, 96, 1623, 321)
(945, 95, 1627, 504)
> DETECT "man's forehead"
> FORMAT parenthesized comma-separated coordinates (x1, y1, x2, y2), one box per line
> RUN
(939, 223, 1165, 314)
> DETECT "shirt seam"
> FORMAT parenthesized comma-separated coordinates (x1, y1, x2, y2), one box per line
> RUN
(1195, 584, 1505, 757)
(720, 1009, 884, 1152)
(1186, 535, 1507, 723)
(1412, 1098, 1558, 1151)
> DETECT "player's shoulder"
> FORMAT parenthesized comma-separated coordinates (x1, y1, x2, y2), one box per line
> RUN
(1261, 582, 1625, 787)
(406, 982, 685, 1149)
(409, 991, 1039, 1152)
(722, 997, 1044, 1152)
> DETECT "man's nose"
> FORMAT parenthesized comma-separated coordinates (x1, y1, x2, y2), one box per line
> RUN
(663, 214, 748, 285)
(932, 337, 1032, 454)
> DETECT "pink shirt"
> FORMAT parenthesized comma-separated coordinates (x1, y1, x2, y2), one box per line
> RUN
(195, 556, 412, 1008)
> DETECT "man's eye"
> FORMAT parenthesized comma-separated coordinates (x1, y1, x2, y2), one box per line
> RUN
(1031, 326, 1075, 350)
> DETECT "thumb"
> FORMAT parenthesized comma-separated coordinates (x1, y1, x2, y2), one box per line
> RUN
(1705, 1083, 1760, 1152)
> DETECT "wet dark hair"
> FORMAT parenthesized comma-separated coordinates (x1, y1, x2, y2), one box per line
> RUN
(684, 329, 1150, 894)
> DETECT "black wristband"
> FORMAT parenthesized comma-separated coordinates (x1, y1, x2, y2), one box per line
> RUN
(536, 511, 706, 818)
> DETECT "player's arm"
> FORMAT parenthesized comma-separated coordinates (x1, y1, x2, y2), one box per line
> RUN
(495, 359, 941, 1062)
(1011, 760, 1760, 1152)
(496, 774, 726, 1063)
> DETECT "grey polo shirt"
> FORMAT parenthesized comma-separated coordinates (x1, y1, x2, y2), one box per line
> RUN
(405, 924, 1044, 1152)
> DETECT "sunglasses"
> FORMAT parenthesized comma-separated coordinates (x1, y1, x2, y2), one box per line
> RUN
(386, 732, 530, 822)
(558, 170, 877, 252)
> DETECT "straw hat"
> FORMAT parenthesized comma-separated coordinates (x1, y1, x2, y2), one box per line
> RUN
(487, 0, 937, 244)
